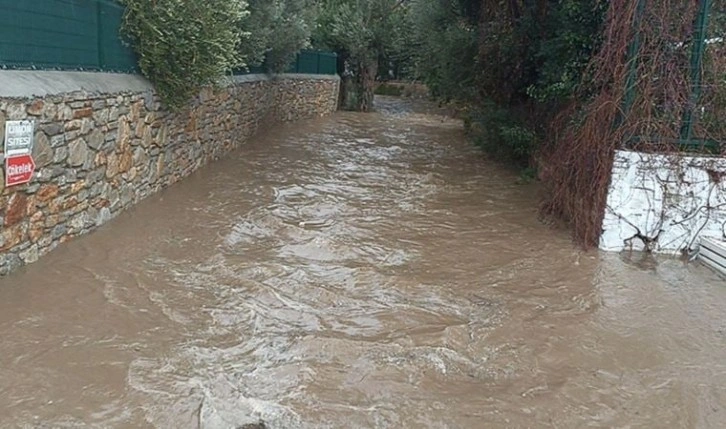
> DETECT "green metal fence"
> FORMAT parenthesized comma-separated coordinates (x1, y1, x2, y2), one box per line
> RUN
(235, 51, 338, 76)
(286, 50, 338, 75)
(0, 0, 138, 72)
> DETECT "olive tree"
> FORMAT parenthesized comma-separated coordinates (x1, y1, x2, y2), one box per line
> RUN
(315, 0, 407, 111)
(241, 0, 318, 73)
(407, 0, 478, 103)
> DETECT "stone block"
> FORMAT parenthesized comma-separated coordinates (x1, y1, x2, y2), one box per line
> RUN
(51, 224, 67, 240)
(93, 108, 110, 125)
(33, 131, 54, 169)
(87, 128, 105, 150)
(6, 103, 27, 120)
(39, 122, 64, 137)
(26, 100, 45, 116)
(19, 244, 39, 264)
(50, 134, 66, 148)
(0, 253, 23, 275)
(53, 146, 69, 163)
(36, 184, 60, 202)
(96, 207, 112, 226)
(0, 222, 27, 251)
(5, 193, 28, 226)
(0, 111, 5, 146)
(73, 107, 93, 119)
(68, 138, 90, 167)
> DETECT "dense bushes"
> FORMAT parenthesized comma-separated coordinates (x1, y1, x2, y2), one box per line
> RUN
(466, 102, 537, 167)
(121, 0, 247, 109)
(408, 0, 478, 103)
(407, 0, 607, 167)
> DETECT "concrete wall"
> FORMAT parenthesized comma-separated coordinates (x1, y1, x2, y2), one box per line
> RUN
(600, 150, 726, 254)
(0, 72, 340, 274)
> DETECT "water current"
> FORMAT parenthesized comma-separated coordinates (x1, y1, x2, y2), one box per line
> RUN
(1, 97, 725, 428)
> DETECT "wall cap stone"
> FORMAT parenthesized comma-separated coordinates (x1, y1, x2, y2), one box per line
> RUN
(0, 71, 153, 98)
(0, 71, 340, 99)
(229, 74, 340, 84)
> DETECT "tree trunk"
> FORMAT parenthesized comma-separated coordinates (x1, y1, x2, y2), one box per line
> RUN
(354, 58, 377, 112)
(336, 50, 349, 110)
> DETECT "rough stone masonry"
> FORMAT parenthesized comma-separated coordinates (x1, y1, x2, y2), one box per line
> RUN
(0, 73, 340, 274)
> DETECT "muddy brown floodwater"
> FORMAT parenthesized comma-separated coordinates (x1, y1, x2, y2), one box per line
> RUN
(1, 96, 725, 429)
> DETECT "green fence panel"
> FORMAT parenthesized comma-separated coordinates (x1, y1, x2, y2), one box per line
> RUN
(239, 51, 338, 76)
(0, 0, 137, 72)
(317, 52, 338, 75)
(296, 51, 320, 74)
(97, 1, 138, 72)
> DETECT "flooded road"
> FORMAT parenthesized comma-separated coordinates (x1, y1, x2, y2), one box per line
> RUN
(1, 97, 725, 428)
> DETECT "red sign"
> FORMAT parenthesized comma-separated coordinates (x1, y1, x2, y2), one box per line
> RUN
(5, 154, 35, 187)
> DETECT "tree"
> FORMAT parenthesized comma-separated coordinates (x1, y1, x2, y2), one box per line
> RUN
(407, 0, 478, 103)
(315, 0, 407, 111)
(241, 0, 318, 73)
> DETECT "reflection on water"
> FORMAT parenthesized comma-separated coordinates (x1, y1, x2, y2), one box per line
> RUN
(0, 97, 725, 428)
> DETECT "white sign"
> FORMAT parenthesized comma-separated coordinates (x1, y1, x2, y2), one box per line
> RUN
(4, 120, 35, 157)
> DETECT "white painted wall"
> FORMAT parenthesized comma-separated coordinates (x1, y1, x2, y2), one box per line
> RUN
(600, 150, 726, 254)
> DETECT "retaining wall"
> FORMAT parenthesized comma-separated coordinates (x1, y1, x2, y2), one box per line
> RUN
(0, 72, 340, 274)
(600, 150, 726, 254)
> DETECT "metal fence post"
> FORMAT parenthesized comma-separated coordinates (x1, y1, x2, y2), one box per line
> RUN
(679, 0, 713, 143)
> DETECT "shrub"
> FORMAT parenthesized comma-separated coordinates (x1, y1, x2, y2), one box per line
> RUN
(121, 0, 248, 109)
(374, 83, 404, 96)
(466, 102, 537, 167)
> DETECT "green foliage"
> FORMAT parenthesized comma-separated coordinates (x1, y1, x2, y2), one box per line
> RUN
(466, 102, 536, 167)
(374, 83, 404, 96)
(378, 3, 418, 81)
(315, 0, 402, 62)
(121, 0, 247, 109)
(475, 0, 606, 106)
(409, 0, 606, 165)
(407, 0, 478, 102)
(241, 0, 317, 73)
(314, 0, 406, 111)
(527, 0, 608, 102)
(517, 166, 538, 184)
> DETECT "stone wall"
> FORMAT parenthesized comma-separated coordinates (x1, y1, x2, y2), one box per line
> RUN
(0, 73, 340, 274)
(599, 150, 726, 254)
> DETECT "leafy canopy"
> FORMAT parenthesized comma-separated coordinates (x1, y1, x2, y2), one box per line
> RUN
(316, 0, 403, 59)
(241, 0, 317, 73)
(314, 0, 407, 111)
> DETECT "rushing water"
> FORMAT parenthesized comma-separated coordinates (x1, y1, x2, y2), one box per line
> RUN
(0, 97, 725, 429)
